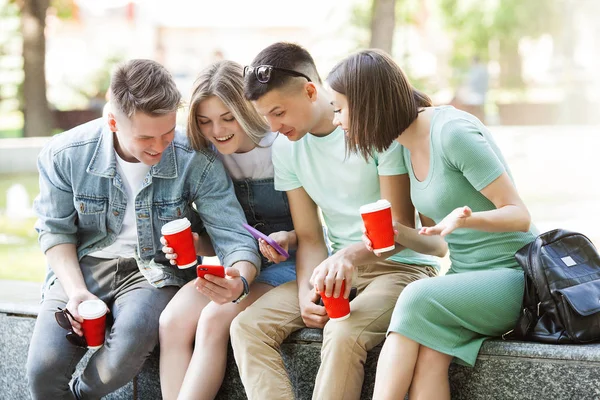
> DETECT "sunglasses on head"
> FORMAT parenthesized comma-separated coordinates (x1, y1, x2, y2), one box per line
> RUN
(243, 65, 312, 84)
(55, 307, 87, 348)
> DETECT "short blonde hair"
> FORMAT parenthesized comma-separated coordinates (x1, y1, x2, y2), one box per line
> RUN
(188, 60, 269, 150)
(110, 59, 181, 118)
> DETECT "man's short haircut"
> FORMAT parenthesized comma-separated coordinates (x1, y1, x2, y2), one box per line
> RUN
(244, 42, 321, 101)
(110, 59, 182, 118)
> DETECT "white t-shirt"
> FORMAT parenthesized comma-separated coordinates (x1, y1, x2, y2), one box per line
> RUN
(218, 132, 277, 180)
(90, 152, 151, 259)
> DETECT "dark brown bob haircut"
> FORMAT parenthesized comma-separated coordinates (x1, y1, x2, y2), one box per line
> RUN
(326, 49, 432, 160)
(244, 42, 322, 101)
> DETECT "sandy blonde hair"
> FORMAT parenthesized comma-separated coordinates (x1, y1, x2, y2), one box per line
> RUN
(110, 59, 181, 117)
(188, 60, 269, 150)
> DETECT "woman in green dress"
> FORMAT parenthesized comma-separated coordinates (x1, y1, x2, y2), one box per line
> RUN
(326, 49, 538, 400)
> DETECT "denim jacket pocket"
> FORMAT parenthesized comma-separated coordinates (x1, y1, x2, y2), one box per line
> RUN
(156, 199, 188, 222)
(74, 196, 107, 234)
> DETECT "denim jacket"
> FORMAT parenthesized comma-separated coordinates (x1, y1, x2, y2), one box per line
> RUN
(34, 118, 261, 292)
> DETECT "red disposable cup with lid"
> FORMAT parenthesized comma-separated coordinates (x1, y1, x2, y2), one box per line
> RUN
(78, 299, 108, 350)
(161, 218, 198, 269)
(360, 199, 395, 255)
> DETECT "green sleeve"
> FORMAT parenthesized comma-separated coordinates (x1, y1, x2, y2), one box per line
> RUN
(374, 140, 408, 176)
(272, 136, 302, 192)
(440, 118, 505, 191)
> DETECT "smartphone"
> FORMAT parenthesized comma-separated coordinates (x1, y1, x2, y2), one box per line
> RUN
(197, 265, 225, 279)
(317, 287, 357, 306)
(242, 223, 290, 259)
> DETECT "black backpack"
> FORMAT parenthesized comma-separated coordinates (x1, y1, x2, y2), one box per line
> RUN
(504, 229, 600, 344)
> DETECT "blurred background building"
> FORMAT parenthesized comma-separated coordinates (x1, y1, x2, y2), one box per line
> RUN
(0, 0, 599, 281)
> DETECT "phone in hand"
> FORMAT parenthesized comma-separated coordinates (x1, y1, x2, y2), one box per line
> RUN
(197, 265, 225, 279)
(317, 287, 357, 306)
(242, 223, 290, 258)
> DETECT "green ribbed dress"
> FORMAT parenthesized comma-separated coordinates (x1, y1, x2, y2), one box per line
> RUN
(388, 106, 538, 366)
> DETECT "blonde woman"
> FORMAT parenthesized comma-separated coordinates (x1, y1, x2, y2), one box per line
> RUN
(158, 61, 297, 400)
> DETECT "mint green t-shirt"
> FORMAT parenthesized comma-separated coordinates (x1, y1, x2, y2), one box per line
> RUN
(406, 106, 538, 273)
(272, 127, 437, 267)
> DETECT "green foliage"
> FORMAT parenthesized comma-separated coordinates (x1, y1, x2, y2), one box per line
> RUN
(51, 0, 76, 19)
(440, 0, 562, 85)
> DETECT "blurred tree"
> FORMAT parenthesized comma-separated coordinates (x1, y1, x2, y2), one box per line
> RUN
(440, 0, 561, 88)
(16, 0, 52, 137)
(369, 0, 396, 53)
(353, 0, 422, 54)
(0, 0, 21, 110)
(7, 0, 75, 137)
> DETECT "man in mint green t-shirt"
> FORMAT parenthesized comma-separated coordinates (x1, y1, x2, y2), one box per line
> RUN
(229, 42, 447, 400)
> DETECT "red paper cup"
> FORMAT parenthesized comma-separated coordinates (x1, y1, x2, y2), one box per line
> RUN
(78, 299, 108, 350)
(360, 199, 395, 255)
(321, 281, 351, 321)
(161, 218, 198, 269)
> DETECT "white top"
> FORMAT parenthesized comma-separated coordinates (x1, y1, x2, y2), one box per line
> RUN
(89, 152, 151, 259)
(218, 132, 276, 181)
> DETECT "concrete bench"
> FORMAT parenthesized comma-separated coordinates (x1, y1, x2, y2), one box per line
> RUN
(2, 281, 600, 399)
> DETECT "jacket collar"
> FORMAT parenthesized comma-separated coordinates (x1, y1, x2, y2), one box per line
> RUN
(87, 124, 178, 179)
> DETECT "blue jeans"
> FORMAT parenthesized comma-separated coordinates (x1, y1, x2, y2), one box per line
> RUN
(26, 256, 177, 399)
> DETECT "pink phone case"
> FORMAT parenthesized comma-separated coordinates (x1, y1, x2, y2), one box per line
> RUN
(242, 223, 290, 259)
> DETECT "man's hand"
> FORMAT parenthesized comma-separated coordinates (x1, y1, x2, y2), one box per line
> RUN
(195, 267, 245, 304)
(259, 231, 292, 264)
(65, 290, 105, 336)
(309, 251, 355, 299)
(299, 289, 329, 328)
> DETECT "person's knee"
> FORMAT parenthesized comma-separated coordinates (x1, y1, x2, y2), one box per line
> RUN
(323, 320, 361, 352)
(159, 304, 191, 342)
(196, 306, 233, 343)
(396, 279, 439, 319)
(26, 350, 62, 393)
(230, 308, 265, 349)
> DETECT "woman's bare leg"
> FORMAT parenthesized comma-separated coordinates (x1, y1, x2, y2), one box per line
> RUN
(176, 282, 274, 400)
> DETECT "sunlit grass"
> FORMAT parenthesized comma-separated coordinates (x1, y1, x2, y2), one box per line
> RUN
(0, 215, 45, 282)
(0, 173, 39, 210)
(0, 172, 45, 281)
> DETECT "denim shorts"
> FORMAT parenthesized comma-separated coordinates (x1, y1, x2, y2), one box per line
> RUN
(254, 256, 297, 287)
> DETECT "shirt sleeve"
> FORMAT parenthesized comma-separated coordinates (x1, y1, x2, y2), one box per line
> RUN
(373, 140, 408, 176)
(272, 136, 302, 191)
(440, 118, 505, 191)
(33, 144, 79, 253)
(191, 154, 261, 272)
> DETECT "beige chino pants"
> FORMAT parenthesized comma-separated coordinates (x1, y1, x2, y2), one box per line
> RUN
(230, 260, 436, 400)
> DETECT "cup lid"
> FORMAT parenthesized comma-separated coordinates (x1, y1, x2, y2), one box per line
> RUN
(359, 199, 391, 214)
(78, 299, 107, 319)
(161, 217, 191, 235)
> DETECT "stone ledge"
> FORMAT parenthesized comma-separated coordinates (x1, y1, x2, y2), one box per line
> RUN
(2, 304, 600, 399)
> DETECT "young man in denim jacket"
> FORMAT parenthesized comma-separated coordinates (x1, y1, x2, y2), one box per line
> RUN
(25, 59, 260, 400)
